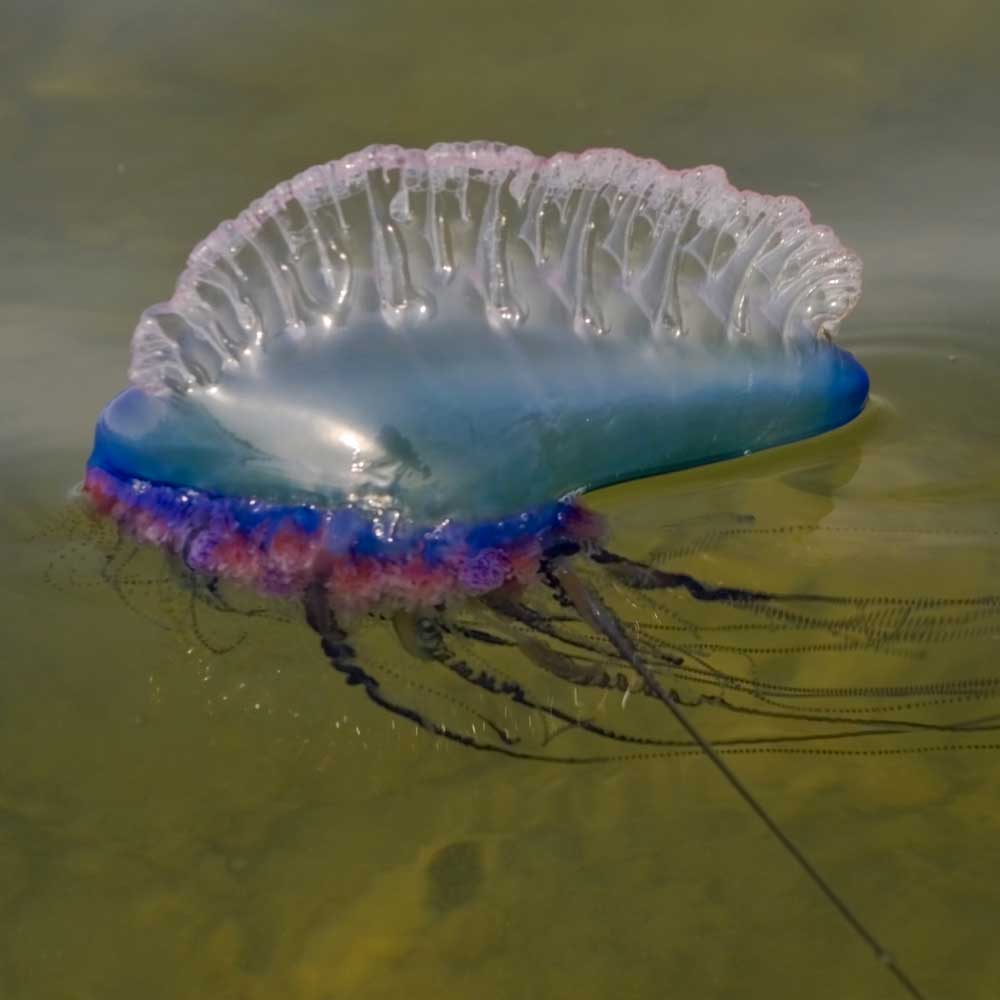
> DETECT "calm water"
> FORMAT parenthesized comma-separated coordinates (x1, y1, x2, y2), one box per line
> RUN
(3, 1, 1000, 997)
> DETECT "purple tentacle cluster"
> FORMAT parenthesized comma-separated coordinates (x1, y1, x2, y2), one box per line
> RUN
(84, 466, 602, 614)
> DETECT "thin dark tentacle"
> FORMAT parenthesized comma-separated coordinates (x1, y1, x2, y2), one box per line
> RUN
(393, 609, 713, 752)
(551, 561, 929, 1000)
(303, 584, 642, 764)
(595, 544, 1000, 617)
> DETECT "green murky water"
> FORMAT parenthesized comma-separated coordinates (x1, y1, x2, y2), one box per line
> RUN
(3, 2, 1000, 998)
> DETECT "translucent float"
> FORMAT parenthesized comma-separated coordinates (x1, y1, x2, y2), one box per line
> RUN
(85, 142, 865, 613)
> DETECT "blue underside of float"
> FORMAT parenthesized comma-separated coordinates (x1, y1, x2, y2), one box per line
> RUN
(90, 323, 869, 523)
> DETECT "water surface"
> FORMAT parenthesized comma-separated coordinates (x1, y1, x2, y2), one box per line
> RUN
(2, 2, 1000, 998)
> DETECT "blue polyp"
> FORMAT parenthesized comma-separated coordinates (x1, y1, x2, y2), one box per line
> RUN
(88, 319, 869, 529)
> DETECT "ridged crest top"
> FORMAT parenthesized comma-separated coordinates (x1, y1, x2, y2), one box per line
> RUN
(128, 142, 862, 397)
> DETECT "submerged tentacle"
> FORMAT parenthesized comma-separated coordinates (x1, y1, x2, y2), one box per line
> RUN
(476, 594, 1000, 756)
(550, 560, 929, 1000)
(390, 609, 700, 753)
(589, 541, 1000, 710)
(304, 584, 539, 759)
(595, 540, 1000, 643)
(306, 586, 693, 763)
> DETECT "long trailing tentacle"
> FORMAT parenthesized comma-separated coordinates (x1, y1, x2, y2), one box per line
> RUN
(593, 543, 1000, 641)
(549, 559, 930, 1000)
(472, 577, 1000, 748)
(302, 583, 662, 764)
(304, 583, 531, 758)
(417, 608, 1000, 764)
(391, 609, 721, 753)
(587, 540, 1000, 718)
